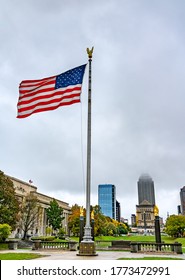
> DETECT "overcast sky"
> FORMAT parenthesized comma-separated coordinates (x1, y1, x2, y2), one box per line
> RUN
(1, 0, 185, 222)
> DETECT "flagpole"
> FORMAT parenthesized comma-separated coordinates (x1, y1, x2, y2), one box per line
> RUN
(83, 47, 93, 241)
(78, 47, 97, 256)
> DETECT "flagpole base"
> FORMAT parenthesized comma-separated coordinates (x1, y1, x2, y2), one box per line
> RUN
(77, 241, 98, 256)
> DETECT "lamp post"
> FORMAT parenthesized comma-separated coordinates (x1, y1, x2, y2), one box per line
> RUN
(65, 224, 67, 235)
(79, 207, 84, 243)
(91, 210, 95, 241)
(143, 211, 147, 235)
(154, 205, 161, 249)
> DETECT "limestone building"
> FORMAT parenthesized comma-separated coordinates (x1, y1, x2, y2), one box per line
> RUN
(7, 174, 71, 237)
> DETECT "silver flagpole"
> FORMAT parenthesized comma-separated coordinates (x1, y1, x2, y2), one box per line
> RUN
(83, 47, 93, 241)
(78, 47, 97, 256)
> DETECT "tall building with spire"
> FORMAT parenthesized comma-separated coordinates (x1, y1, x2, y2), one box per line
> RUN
(138, 174, 155, 205)
(136, 174, 157, 233)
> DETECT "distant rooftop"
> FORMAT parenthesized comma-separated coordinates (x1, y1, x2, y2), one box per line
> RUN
(139, 173, 153, 181)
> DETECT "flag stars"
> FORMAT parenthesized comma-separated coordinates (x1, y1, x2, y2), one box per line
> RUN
(55, 64, 86, 89)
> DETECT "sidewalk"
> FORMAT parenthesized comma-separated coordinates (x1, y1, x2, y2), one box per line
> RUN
(1, 249, 184, 260)
(37, 250, 185, 260)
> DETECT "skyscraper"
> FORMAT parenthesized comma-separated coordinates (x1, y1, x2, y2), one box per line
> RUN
(180, 186, 185, 215)
(137, 174, 155, 205)
(116, 200, 121, 222)
(98, 184, 116, 219)
(136, 174, 156, 232)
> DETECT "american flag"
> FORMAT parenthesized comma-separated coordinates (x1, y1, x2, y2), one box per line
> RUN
(17, 64, 86, 118)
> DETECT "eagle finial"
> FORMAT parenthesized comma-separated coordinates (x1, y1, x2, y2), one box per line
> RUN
(87, 47, 94, 58)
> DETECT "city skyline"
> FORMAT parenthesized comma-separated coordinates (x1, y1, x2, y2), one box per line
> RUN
(3, 170, 182, 223)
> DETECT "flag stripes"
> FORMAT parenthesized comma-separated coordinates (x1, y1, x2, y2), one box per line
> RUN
(17, 64, 86, 118)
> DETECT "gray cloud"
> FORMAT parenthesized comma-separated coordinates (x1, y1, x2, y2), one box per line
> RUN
(1, 0, 185, 221)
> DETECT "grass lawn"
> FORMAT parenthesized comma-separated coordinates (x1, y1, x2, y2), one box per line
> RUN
(118, 256, 184, 260)
(0, 253, 47, 260)
(0, 235, 184, 259)
(94, 235, 185, 246)
(71, 235, 185, 253)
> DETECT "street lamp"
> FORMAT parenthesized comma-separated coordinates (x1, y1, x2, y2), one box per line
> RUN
(154, 205, 161, 244)
(79, 207, 84, 243)
(143, 211, 147, 235)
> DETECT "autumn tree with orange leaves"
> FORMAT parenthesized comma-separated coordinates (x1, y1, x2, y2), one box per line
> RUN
(68, 204, 130, 237)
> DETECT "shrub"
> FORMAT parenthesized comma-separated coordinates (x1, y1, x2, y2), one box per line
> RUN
(0, 242, 8, 250)
(0, 224, 12, 242)
(31, 236, 55, 241)
(57, 228, 65, 239)
(46, 226, 52, 236)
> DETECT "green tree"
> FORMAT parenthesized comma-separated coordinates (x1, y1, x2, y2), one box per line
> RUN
(0, 171, 19, 230)
(117, 223, 127, 234)
(0, 224, 12, 242)
(105, 222, 117, 236)
(46, 199, 64, 233)
(165, 215, 185, 237)
(92, 205, 107, 236)
(19, 193, 41, 239)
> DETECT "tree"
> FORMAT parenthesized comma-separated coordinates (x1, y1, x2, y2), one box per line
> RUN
(92, 205, 108, 236)
(68, 204, 130, 237)
(68, 204, 81, 236)
(165, 215, 185, 237)
(118, 223, 129, 235)
(0, 170, 19, 230)
(0, 224, 12, 242)
(19, 193, 41, 239)
(46, 199, 64, 233)
(105, 222, 117, 236)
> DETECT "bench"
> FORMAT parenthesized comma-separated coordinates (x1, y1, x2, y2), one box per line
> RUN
(109, 240, 131, 249)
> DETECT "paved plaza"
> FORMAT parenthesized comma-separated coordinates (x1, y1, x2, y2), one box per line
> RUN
(1, 249, 185, 260)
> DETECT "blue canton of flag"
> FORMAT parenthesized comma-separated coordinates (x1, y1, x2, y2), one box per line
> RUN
(56, 64, 86, 89)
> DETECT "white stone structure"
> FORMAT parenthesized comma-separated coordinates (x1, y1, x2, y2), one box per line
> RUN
(7, 175, 71, 237)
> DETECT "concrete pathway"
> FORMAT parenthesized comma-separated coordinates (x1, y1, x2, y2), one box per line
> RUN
(1, 249, 184, 260)
(37, 250, 185, 260)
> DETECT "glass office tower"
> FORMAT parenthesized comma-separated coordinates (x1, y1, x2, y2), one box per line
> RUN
(98, 184, 116, 219)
